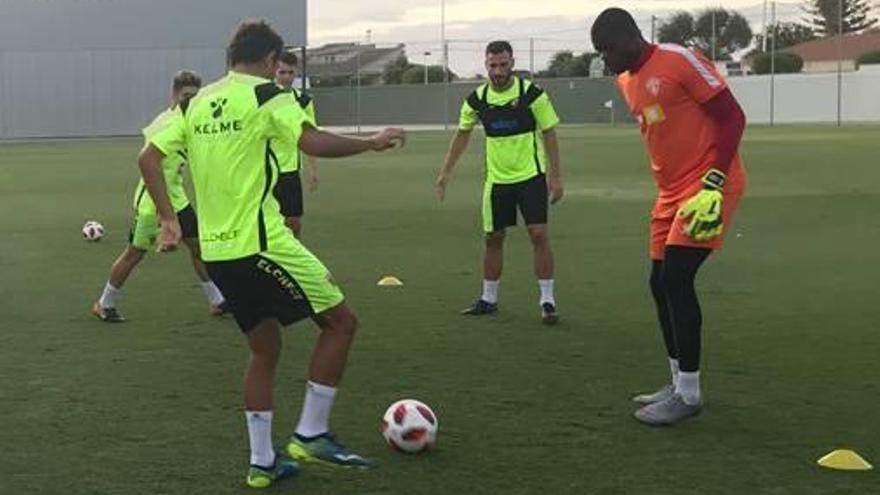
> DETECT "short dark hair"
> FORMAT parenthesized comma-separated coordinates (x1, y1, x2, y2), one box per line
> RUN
(278, 49, 299, 66)
(591, 8, 643, 47)
(227, 19, 284, 66)
(172, 70, 202, 92)
(486, 40, 513, 56)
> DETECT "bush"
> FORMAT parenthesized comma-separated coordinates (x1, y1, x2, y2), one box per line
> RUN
(856, 50, 880, 67)
(751, 52, 804, 74)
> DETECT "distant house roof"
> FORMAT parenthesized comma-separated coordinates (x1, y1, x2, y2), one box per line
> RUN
(786, 32, 880, 61)
(306, 43, 406, 78)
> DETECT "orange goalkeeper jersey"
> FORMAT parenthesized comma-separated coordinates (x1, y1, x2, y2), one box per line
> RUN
(617, 43, 746, 200)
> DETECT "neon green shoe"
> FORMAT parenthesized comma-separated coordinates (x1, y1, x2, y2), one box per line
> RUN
(287, 432, 370, 468)
(245, 453, 299, 489)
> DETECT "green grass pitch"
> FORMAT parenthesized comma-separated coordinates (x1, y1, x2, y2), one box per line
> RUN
(0, 126, 877, 494)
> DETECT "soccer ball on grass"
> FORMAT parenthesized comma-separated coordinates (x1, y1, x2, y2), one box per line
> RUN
(381, 399, 438, 453)
(82, 221, 105, 242)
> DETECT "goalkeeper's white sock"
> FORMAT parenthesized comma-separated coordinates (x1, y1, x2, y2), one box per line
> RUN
(676, 371, 701, 405)
(201, 281, 225, 306)
(668, 358, 680, 387)
(245, 410, 275, 468)
(538, 279, 555, 305)
(99, 282, 120, 309)
(295, 381, 337, 438)
(482, 280, 499, 304)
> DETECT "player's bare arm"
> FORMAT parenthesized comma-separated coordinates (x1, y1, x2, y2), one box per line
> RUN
(542, 127, 563, 204)
(137, 143, 181, 251)
(299, 125, 406, 157)
(436, 129, 473, 201)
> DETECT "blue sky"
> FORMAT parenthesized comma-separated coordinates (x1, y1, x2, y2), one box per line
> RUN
(309, 0, 812, 75)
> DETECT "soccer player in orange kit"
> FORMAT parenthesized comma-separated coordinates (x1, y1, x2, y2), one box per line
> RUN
(591, 8, 747, 425)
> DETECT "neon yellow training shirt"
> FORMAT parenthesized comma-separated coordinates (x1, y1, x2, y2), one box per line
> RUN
(459, 76, 560, 184)
(275, 88, 317, 173)
(149, 71, 314, 261)
(133, 108, 190, 215)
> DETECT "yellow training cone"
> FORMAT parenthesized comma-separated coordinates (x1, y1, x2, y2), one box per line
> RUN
(377, 275, 404, 287)
(817, 450, 873, 471)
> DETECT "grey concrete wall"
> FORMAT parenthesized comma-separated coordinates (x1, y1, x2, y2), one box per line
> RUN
(0, 0, 306, 139)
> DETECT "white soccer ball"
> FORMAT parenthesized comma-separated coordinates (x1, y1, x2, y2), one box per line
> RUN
(82, 221, 105, 242)
(381, 399, 438, 454)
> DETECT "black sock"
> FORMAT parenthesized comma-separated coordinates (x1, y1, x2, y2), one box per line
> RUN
(649, 260, 678, 360)
(660, 246, 712, 373)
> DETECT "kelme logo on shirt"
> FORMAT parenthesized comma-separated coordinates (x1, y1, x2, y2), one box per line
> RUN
(210, 98, 228, 119)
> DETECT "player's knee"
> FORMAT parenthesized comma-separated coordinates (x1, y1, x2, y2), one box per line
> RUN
(184, 238, 202, 258)
(659, 268, 692, 295)
(344, 311, 359, 336)
(527, 228, 549, 247)
(122, 247, 146, 264)
(649, 268, 664, 296)
(324, 305, 358, 337)
(485, 231, 505, 248)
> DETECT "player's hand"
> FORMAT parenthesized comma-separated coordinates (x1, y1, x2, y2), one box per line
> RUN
(158, 218, 182, 252)
(677, 168, 725, 242)
(370, 128, 406, 151)
(435, 172, 450, 202)
(548, 175, 564, 205)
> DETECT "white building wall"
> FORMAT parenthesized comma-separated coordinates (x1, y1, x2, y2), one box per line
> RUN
(728, 66, 880, 124)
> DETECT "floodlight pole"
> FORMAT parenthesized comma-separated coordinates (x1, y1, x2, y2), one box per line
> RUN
(300, 46, 308, 91)
(441, 0, 449, 130)
(424, 51, 431, 85)
(356, 45, 362, 134)
(770, 1, 776, 127)
(530, 37, 535, 75)
(651, 15, 657, 44)
(836, 0, 843, 127)
(761, 0, 769, 52)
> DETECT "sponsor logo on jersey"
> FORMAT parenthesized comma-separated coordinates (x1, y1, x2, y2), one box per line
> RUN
(256, 258, 304, 299)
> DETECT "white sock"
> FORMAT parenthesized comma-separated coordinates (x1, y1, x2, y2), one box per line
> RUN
(538, 279, 555, 305)
(295, 381, 337, 438)
(245, 410, 275, 467)
(676, 371, 701, 405)
(99, 282, 120, 309)
(201, 281, 225, 306)
(481, 280, 499, 304)
(668, 358, 680, 387)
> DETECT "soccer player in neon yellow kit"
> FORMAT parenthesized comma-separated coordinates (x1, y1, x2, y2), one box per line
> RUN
(436, 41, 564, 325)
(274, 49, 319, 237)
(91, 71, 226, 322)
(139, 20, 406, 488)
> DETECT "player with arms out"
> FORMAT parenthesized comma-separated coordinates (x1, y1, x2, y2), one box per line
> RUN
(591, 8, 747, 425)
(91, 70, 227, 323)
(436, 41, 564, 325)
(138, 20, 405, 488)
(274, 49, 319, 237)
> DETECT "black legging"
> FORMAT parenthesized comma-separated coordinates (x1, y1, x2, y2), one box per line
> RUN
(649, 246, 712, 373)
